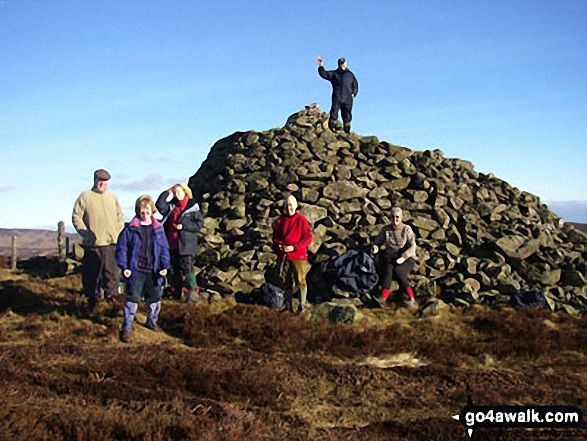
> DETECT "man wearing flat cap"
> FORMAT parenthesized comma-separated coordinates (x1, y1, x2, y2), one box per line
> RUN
(73, 169, 124, 311)
(316, 55, 359, 133)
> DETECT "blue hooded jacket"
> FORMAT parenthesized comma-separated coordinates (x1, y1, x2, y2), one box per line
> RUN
(115, 217, 171, 286)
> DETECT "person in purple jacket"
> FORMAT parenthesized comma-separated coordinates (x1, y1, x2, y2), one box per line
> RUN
(115, 195, 171, 343)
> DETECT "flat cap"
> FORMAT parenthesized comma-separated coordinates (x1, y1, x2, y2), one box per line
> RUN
(94, 169, 111, 181)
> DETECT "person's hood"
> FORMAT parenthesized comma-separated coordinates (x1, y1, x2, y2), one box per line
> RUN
(128, 217, 164, 229)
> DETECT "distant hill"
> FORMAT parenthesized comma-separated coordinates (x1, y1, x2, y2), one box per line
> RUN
(570, 222, 587, 234)
(0, 228, 81, 259)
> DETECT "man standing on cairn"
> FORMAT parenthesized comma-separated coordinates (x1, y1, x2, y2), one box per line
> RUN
(316, 55, 359, 133)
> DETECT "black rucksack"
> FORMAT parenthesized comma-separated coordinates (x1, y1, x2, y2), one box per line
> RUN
(511, 290, 546, 308)
(234, 283, 284, 309)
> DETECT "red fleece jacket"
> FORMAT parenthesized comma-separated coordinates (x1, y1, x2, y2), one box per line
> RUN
(272, 212, 313, 261)
(166, 197, 189, 250)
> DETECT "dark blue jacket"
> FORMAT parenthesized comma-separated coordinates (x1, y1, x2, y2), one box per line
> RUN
(318, 66, 359, 104)
(115, 217, 171, 286)
(156, 190, 204, 256)
(322, 250, 379, 295)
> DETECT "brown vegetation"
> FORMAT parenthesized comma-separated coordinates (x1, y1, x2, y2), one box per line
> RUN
(0, 262, 586, 440)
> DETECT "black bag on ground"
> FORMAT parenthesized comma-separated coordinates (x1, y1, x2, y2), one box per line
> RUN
(260, 282, 284, 309)
(234, 283, 284, 309)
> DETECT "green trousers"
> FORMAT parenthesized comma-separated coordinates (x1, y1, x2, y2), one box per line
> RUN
(280, 260, 310, 308)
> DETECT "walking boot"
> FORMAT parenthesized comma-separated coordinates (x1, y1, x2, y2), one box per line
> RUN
(328, 118, 338, 132)
(405, 298, 419, 311)
(186, 289, 202, 304)
(119, 330, 131, 343)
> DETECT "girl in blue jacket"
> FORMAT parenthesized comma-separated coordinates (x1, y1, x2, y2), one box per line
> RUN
(116, 195, 171, 343)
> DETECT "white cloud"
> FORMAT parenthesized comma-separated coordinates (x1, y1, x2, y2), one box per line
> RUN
(0, 184, 15, 193)
(115, 173, 168, 192)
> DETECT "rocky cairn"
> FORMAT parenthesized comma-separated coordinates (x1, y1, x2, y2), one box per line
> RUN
(189, 104, 587, 314)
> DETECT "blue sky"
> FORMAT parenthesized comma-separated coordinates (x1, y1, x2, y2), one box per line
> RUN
(1, 0, 586, 230)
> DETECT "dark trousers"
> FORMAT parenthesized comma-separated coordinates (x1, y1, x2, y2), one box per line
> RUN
(82, 244, 119, 307)
(382, 257, 416, 291)
(169, 250, 197, 296)
(330, 99, 353, 123)
(125, 271, 162, 304)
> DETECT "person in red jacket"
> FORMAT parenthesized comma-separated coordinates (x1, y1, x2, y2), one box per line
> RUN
(272, 195, 313, 313)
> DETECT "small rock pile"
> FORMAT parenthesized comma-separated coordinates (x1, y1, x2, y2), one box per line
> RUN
(189, 104, 587, 314)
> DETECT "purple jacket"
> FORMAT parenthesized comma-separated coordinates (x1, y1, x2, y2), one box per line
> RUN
(115, 217, 171, 286)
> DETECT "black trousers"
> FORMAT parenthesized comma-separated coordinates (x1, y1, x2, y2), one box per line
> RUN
(381, 257, 416, 291)
(330, 98, 353, 123)
(82, 245, 119, 306)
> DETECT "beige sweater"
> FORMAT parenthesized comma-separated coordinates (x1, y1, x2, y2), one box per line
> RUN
(373, 223, 417, 260)
(72, 188, 124, 247)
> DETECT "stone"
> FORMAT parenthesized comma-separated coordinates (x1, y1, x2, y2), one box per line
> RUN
(434, 207, 451, 229)
(463, 278, 481, 294)
(465, 257, 480, 275)
(560, 303, 580, 316)
(412, 217, 439, 232)
(561, 270, 586, 287)
(368, 187, 389, 200)
(540, 269, 561, 286)
(543, 291, 557, 311)
(237, 271, 265, 287)
(300, 205, 328, 226)
(244, 133, 259, 146)
(493, 235, 541, 260)
(223, 218, 247, 231)
(206, 234, 225, 246)
(383, 177, 410, 191)
(446, 243, 460, 257)
(339, 200, 363, 214)
(323, 181, 368, 201)
(420, 299, 449, 317)
(310, 302, 359, 324)
(301, 188, 320, 203)
(406, 190, 429, 203)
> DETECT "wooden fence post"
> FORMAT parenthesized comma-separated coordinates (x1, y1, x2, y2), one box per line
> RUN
(11, 235, 17, 270)
(58, 221, 67, 262)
